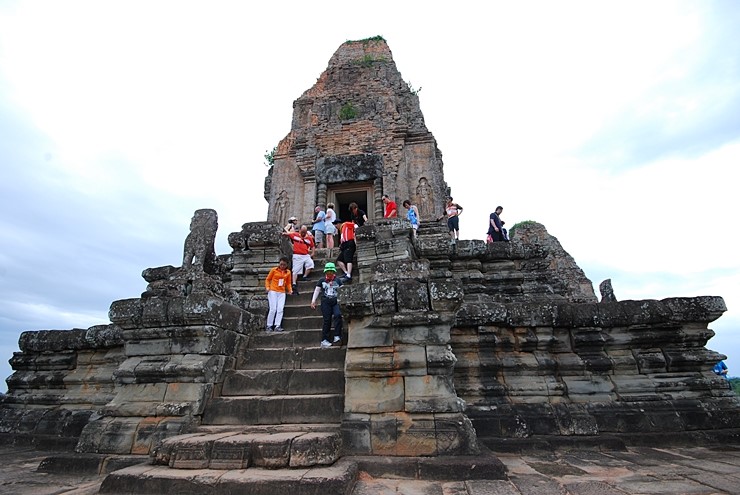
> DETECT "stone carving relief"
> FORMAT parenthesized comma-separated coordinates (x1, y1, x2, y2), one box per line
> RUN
(275, 190, 290, 227)
(416, 177, 434, 219)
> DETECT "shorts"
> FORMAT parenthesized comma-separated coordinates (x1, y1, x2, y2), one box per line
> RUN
(447, 216, 459, 232)
(292, 253, 314, 275)
(337, 240, 356, 264)
(325, 222, 337, 235)
(313, 230, 325, 244)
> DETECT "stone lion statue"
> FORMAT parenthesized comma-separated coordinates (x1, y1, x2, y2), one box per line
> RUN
(182, 209, 218, 273)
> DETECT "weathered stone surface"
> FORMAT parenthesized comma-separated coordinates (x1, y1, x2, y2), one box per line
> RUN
(265, 38, 449, 223)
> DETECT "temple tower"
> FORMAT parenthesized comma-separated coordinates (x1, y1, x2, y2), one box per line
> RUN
(265, 37, 448, 225)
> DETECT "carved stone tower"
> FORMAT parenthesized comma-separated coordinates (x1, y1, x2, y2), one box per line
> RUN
(264, 37, 448, 225)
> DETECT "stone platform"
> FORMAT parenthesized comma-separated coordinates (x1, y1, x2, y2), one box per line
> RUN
(4, 443, 740, 494)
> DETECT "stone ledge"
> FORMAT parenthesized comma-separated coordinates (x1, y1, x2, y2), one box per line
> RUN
(349, 449, 507, 481)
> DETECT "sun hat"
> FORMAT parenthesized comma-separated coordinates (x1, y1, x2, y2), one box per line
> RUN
(323, 262, 337, 272)
(288, 216, 297, 221)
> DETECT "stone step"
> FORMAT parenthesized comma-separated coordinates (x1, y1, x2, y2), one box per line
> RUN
(249, 328, 328, 348)
(222, 368, 345, 396)
(152, 429, 342, 470)
(99, 457, 358, 495)
(281, 313, 326, 328)
(237, 345, 346, 370)
(202, 394, 344, 425)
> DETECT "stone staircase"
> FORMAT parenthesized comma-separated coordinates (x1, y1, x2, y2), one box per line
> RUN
(99, 250, 354, 493)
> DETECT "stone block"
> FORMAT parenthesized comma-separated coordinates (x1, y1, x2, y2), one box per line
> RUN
(249, 432, 295, 469)
(369, 413, 398, 455)
(427, 345, 457, 375)
(394, 323, 450, 345)
(434, 412, 480, 455)
(663, 296, 726, 323)
(345, 347, 394, 374)
(141, 297, 169, 327)
(163, 383, 211, 415)
(370, 282, 396, 314)
(339, 284, 374, 317)
(130, 416, 163, 455)
(562, 376, 615, 402)
(84, 324, 124, 349)
(108, 298, 142, 329)
(552, 403, 599, 435)
(392, 413, 437, 456)
(607, 349, 639, 374)
(18, 329, 88, 353)
(405, 375, 465, 413)
(393, 345, 428, 374)
(209, 433, 254, 469)
(345, 376, 404, 413)
(170, 432, 236, 469)
(125, 339, 172, 357)
(503, 375, 549, 398)
(500, 352, 540, 373)
(105, 383, 167, 416)
(341, 413, 372, 455)
(96, 417, 142, 454)
(347, 326, 392, 348)
(289, 431, 341, 467)
(455, 302, 508, 327)
(571, 327, 607, 351)
(397, 280, 429, 312)
(182, 294, 245, 333)
(634, 349, 667, 373)
(370, 260, 429, 283)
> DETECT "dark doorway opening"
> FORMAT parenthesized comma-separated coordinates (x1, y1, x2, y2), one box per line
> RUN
(335, 190, 369, 223)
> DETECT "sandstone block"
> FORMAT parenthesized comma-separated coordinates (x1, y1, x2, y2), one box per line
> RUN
(397, 280, 429, 312)
(562, 376, 615, 402)
(429, 279, 465, 313)
(249, 432, 295, 469)
(347, 326, 392, 348)
(426, 345, 457, 375)
(370, 282, 396, 314)
(108, 299, 143, 329)
(209, 433, 254, 469)
(96, 417, 142, 454)
(663, 296, 726, 323)
(345, 377, 404, 413)
(394, 324, 450, 345)
(289, 431, 341, 467)
(340, 413, 372, 454)
(404, 375, 464, 413)
(339, 284, 374, 316)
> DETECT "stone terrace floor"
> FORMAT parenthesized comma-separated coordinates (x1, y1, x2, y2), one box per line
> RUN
(3, 443, 740, 494)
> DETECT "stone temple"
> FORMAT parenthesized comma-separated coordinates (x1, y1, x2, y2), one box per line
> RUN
(1, 37, 739, 493)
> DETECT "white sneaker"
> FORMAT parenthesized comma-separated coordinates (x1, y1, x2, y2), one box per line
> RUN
(320, 340, 332, 348)
(333, 336, 341, 343)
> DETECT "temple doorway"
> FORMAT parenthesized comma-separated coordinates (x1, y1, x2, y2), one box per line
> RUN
(329, 183, 374, 224)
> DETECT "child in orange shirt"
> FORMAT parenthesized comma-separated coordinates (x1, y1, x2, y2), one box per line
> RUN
(265, 256, 293, 332)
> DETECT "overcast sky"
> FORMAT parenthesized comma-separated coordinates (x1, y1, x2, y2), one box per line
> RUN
(1, 1, 738, 392)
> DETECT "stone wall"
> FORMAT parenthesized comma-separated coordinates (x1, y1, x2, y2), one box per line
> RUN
(0, 325, 124, 449)
(339, 218, 479, 455)
(445, 223, 740, 447)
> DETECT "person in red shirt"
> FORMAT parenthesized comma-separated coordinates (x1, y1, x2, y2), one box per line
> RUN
(264, 255, 292, 332)
(382, 194, 397, 218)
(282, 225, 315, 294)
(336, 220, 356, 280)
